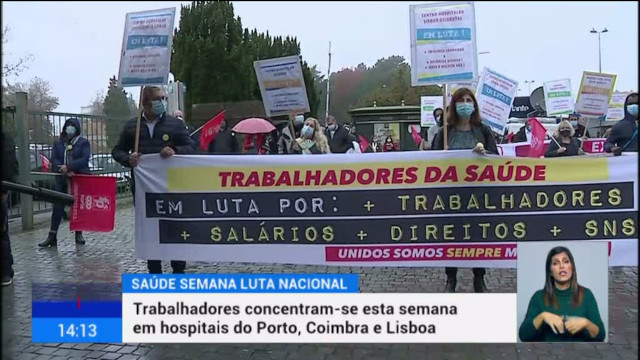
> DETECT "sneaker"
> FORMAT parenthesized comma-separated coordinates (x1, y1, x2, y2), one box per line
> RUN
(1, 276, 13, 286)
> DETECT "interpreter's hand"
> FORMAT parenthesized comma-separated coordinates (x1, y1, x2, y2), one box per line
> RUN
(542, 312, 565, 334)
(472, 142, 486, 154)
(129, 152, 140, 168)
(557, 147, 567, 154)
(565, 317, 589, 335)
(59, 165, 68, 174)
(160, 146, 175, 159)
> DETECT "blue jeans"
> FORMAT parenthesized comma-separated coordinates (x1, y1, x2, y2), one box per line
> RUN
(49, 178, 68, 233)
(2, 195, 14, 279)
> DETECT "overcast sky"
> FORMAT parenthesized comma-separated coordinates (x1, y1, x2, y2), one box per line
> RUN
(2, 1, 638, 113)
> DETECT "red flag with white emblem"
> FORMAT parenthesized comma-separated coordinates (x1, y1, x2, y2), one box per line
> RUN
(199, 110, 226, 151)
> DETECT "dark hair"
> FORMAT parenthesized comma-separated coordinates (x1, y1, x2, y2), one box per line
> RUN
(433, 107, 444, 117)
(141, 86, 163, 108)
(447, 88, 481, 126)
(59, 118, 80, 140)
(543, 246, 584, 308)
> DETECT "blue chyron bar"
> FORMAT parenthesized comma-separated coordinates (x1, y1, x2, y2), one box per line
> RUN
(31, 283, 122, 343)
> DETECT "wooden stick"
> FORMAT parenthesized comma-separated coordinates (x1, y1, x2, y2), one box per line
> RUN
(579, 118, 589, 150)
(134, 86, 144, 153)
(442, 84, 448, 150)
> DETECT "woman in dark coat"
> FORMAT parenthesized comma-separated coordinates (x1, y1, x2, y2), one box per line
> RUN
(39, 118, 91, 247)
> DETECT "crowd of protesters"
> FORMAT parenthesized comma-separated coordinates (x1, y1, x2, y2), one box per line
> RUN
(1, 87, 636, 288)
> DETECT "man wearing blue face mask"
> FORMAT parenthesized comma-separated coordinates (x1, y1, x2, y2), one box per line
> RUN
(605, 92, 639, 155)
(324, 115, 353, 153)
(568, 113, 590, 139)
(112, 86, 195, 274)
(278, 114, 304, 154)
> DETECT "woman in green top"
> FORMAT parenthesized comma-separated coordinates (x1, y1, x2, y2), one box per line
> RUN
(519, 246, 605, 342)
(432, 88, 498, 293)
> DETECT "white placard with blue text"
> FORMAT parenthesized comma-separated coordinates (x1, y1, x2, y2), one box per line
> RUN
(410, 2, 478, 86)
(254, 55, 310, 117)
(117, 8, 176, 87)
(475, 67, 518, 134)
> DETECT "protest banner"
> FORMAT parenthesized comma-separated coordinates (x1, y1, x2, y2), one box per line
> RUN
(254, 55, 310, 117)
(70, 175, 117, 232)
(575, 71, 617, 117)
(117, 8, 176, 87)
(475, 68, 518, 134)
(409, 2, 478, 85)
(606, 92, 630, 121)
(133, 151, 638, 268)
(497, 138, 607, 157)
(420, 96, 441, 126)
(543, 79, 574, 116)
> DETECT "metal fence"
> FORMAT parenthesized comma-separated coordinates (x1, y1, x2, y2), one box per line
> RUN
(2, 94, 132, 224)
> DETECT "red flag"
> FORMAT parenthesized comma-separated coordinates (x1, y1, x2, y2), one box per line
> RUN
(199, 110, 226, 151)
(527, 118, 547, 158)
(358, 135, 370, 153)
(40, 153, 50, 172)
(410, 125, 422, 146)
(506, 132, 514, 143)
(70, 175, 117, 232)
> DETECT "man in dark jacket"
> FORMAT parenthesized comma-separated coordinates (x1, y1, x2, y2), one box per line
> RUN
(207, 120, 239, 154)
(1, 132, 18, 286)
(511, 119, 532, 143)
(112, 86, 195, 274)
(605, 92, 638, 155)
(569, 113, 591, 139)
(324, 115, 352, 153)
(39, 117, 91, 247)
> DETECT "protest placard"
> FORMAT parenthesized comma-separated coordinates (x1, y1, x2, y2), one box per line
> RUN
(606, 92, 630, 121)
(420, 96, 442, 126)
(117, 8, 176, 87)
(475, 68, 518, 134)
(133, 152, 638, 268)
(446, 79, 478, 105)
(575, 71, 617, 117)
(543, 79, 574, 116)
(254, 55, 310, 117)
(409, 2, 478, 86)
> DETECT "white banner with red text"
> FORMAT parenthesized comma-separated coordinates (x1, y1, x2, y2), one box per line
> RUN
(134, 151, 638, 267)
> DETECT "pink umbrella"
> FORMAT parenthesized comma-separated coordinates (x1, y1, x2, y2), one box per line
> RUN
(232, 117, 276, 134)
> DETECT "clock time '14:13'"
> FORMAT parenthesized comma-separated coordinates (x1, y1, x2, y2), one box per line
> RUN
(58, 323, 97, 338)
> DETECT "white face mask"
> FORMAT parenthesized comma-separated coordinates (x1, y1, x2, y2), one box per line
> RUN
(66, 126, 77, 137)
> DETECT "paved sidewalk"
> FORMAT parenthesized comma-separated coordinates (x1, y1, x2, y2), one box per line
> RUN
(2, 206, 637, 359)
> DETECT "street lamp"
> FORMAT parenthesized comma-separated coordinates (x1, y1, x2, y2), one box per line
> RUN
(590, 28, 608, 73)
(524, 80, 535, 95)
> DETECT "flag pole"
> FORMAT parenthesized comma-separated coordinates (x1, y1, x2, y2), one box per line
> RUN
(442, 84, 448, 150)
(134, 86, 144, 153)
(325, 41, 332, 120)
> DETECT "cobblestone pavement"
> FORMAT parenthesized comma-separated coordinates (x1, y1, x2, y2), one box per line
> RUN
(2, 206, 638, 360)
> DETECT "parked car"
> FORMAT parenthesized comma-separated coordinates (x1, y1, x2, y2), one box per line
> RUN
(89, 154, 130, 194)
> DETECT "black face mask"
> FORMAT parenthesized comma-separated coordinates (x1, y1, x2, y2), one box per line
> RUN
(560, 130, 571, 137)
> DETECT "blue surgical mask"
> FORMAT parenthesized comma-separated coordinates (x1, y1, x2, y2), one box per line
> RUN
(152, 99, 166, 116)
(294, 115, 305, 125)
(66, 125, 77, 137)
(328, 124, 337, 131)
(455, 103, 475, 118)
(627, 104, 639, 117)
(569, 120, 578, 127)
(302, 125, 314, 138)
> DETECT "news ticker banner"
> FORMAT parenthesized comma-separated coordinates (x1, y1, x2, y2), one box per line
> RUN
(32, 275, 517, 343)
(133, 151, 638, 267)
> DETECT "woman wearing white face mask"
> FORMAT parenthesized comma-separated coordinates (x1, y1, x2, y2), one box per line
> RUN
(292, 117, 331, 154)
(39, 118, 91, 248)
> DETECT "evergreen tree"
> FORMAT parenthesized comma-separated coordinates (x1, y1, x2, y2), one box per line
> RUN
(103, 76, 132, 148)
(171, 1, 319, 119)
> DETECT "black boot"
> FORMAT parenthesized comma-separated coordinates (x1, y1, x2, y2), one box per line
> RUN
(444, 276, 457, 293)
(473, 275, 489, 293)
(75, 232, 85, 245)
(38, 232, 57, 247)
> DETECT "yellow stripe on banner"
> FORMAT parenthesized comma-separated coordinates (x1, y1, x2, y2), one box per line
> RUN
(166, 157, 610, 192)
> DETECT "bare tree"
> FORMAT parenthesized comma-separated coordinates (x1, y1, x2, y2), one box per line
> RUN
(2, 26, 33, 80)
(86, 90, 106, 115)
